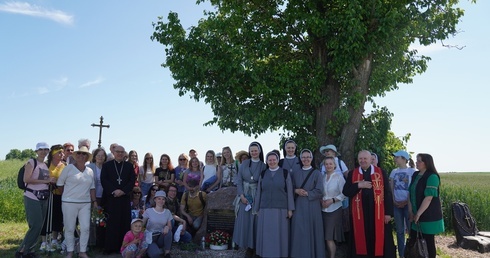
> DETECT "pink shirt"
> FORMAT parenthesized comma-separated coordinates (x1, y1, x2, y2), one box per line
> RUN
(120, 230, 145, 253)
(24, 159, 50, 200)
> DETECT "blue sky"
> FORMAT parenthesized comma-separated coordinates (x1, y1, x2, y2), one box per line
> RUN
(0, 1, 488, 172)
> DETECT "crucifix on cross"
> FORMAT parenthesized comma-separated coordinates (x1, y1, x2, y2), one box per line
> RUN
(91, 116, 110, 148)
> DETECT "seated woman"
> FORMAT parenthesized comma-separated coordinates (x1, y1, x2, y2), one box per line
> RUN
(201, 150, 221, 193)
(130, 186, 144, 219)
(165, 184, 192, 243)
(143, 184, 159, 209)
(183, 157, 203, 192)
(142, 191, 172, 258)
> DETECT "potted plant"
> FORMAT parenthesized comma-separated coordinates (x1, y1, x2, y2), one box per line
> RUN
(207, 230, 231, 250)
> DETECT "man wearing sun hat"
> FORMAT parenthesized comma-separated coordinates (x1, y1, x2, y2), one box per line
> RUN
(319, 144, 349, 177)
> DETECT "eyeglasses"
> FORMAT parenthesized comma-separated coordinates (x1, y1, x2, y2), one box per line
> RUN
(168, 189, 177, 192)
(76, 152, 88, 156)
(115, 150, 125, 154)
(133, 192, 141, 194)
(151, 188, 158, 191)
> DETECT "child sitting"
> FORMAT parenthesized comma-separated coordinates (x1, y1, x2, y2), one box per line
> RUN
(121, 218, 148, 258)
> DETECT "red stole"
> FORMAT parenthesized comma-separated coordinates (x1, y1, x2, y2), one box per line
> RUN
(351, 165, 385, 256)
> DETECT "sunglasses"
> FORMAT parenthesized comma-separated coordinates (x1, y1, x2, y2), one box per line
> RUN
(133, 192, 141, 194)
(76, 152, 88, 156)
(151, 188, 158, 191)
(179, 158, 187, 161)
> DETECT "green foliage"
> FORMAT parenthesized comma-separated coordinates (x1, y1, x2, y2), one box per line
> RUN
(440, 173, 490, 232)
(152, 0, 466, 164)
(356, 107, 410, 171)
(0, 160, 27, 223)
(5, 149, 36, 160)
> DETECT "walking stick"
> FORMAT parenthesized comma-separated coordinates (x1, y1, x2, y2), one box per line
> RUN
(46, 183, 54, 253)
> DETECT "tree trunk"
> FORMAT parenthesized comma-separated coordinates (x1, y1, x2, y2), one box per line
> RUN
(339, 56, 373, 169)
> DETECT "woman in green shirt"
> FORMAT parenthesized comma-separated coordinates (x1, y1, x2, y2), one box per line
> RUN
(408, 153, 444, 258)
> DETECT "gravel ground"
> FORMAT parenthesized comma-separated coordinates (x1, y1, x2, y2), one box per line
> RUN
(94, 235, 488, 257)
(435, 235, 489, 258)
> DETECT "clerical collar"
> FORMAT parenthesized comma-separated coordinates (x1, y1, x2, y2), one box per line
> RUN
(251, 158, 260, 162)
(286, 155, 296, 159)
(115, 160, 123, 164)
(358, 165, 374, 175)
(302, 166, 312, 170)
(269, 166, 280, 171)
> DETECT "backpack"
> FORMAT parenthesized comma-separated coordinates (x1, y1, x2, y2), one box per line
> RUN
(337, 157, 344, 172)
(183, 191, 205, 212)
(17, 158, 37, 190)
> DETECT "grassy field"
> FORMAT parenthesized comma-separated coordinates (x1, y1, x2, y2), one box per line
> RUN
(1, 159, 489, 256)
(439, 172, 490, 232)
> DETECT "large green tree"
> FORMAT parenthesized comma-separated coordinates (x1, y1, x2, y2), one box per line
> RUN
(152, 0, 467, 168)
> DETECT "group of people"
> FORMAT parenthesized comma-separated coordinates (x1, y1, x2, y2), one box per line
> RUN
(232, 141, 444, 258)
(15, 138, 444, 258)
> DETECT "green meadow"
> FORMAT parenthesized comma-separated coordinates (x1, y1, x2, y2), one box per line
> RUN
(439, 172, 490, 232)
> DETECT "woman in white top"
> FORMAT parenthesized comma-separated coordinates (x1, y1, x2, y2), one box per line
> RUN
(139, 152, 155, 197)
(57, 146, 96, 258)
(321, 156, 346, 258)
(201, 150, 222, 192)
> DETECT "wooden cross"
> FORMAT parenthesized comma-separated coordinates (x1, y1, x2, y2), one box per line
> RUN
(91, 116, 110, 148)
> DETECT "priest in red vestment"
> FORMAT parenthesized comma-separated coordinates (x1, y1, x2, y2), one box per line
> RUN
(343, 150, 396, 258)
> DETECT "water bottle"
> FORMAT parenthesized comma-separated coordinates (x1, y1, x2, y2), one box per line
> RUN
(201, 236, 206, 250)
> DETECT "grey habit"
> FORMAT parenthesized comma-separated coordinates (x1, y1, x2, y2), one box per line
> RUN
(290, 167, 325, 258)
(254, 167, 295, 258)
(232, 159, 266, 249)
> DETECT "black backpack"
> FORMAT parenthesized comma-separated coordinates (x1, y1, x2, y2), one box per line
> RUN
(17, 159, 37, 190)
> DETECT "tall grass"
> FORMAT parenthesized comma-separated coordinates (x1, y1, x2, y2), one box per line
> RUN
(440, 172, 490, 232)
(0, 159, 27, 223)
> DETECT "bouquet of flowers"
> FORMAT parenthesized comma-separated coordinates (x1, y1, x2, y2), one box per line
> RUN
(206, 230, 231, 246)
(91, 206, 107, 227)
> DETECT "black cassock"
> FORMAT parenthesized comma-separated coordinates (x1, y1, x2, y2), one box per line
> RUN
(100, 160, 135, 252)
(343, 166, 396, 258)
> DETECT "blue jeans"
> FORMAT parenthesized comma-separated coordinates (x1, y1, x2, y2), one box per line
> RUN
(201, 175, 217, 191)
(393, 204, 409, 257)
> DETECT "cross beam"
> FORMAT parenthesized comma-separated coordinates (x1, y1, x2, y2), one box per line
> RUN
(91, 116, 110, 148)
